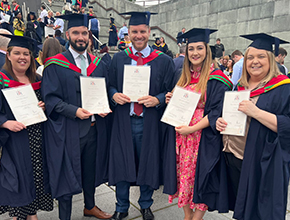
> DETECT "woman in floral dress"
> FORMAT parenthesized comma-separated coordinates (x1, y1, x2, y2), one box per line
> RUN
(167, 28, 232, 220)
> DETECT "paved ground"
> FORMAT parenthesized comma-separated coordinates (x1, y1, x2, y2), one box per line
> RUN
(2, 183, 290, 219)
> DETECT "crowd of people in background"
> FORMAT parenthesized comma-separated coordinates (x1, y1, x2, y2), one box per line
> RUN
(175, 27, 290, 84)
(0, 0, 177, 59)
(1, 1, 290, 220)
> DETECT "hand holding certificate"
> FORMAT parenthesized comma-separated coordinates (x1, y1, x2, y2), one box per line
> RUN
(221, 90, 250, 136)
(122, 65, 151, 102)
(44, 26, 55, 37)
(80, 77, 110, 114)
(3, 14, 10, 23)
(2, 84, 47, 126)
(161, 86, 201, 127)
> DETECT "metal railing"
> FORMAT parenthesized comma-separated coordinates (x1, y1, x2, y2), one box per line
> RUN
(133, 0, 170, 7)
(42, 1, 52, 12)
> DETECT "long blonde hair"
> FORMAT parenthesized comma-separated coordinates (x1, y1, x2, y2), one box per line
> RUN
(239, 47, 281, 87)
(176, 42, 212, 101)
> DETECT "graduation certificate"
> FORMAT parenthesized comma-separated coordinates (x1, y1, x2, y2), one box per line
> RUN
(44, 26, 55, 37)
(123, 65, 151, 102)
(161, 86, 201, 127)
(80, 77, 110, 114)
(3, 14, 10, 23)
(2, 84, 47, 126)
(221, 90, 250, 136)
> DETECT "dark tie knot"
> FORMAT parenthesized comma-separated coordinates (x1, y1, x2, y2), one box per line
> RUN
(136, 52, 143, 57)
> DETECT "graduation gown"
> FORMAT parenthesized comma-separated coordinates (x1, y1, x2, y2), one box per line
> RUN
(0, 71, 42, 207)
(0, 10, 13, 33)
(108, 24, 118, 47)
(100, 53, 111, 67)
(108, 47, 177, 195)
(0, 52, 5, 69)
(160, 43, 168, 53)
(233, 78, 290, 220)
(31, 20, 42, 42)
(152, 43, 161, 51)
(41, 50, 111, 199)
(118, 40, 130, 51)
(193, 70, 234, 212)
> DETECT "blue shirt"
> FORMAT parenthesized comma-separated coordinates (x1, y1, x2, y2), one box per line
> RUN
(231, 57, 244, 89)
(118, 26, 128, 39)
(90, 18, 99, 31)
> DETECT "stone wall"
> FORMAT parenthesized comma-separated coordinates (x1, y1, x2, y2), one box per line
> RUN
(18, 0, 41, 14)
(146, 0, 290, 67)
(91, 0, 290, 68)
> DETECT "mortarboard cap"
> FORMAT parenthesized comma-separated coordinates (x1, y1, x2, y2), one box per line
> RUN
(100, 43, 107, 49)
(56, 13, 94, 29)
(0, 34, 39, 55)
(240, 33, 289, 56)
(119, 11, 157, 26)
(124, 33, 128, 36)
(88, 6, 93, 9)
(110, 17, 115, 23)
(3, 1, 8, 5)
(177, 28, 217, 44)
(14, 10, 21, 16)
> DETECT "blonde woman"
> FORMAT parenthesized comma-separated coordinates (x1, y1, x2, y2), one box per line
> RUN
(216, 33, 290, 220)
(167, 28, 232, 220)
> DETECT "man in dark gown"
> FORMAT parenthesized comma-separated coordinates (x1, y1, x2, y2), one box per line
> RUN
(108, 11, 177, 220)
(42, 13, 112, 220)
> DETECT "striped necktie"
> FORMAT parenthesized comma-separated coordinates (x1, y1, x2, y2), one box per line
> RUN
(134, 52, 143, 116)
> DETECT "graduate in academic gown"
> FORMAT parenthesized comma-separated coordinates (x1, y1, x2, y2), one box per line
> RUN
(108, 11, 177, 220)
(0, 35, 53, 220)
(151, 37, 161, 51)
(27, 12, 42, 42)
(159, 37, 168, 53)
(212, 33, 290, 220)
(117, 33, 131, 50)
(166, 28, 233, 220)
(99, 43, 111, 67)
(12, 0, 21, 17)
(41, 13, 112, 220)
(0, 2, 13, 33)
(108, 17, 118, 50)
(193, 34, 236, 213)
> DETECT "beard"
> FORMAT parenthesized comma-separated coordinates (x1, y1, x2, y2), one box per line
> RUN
(69, 37, 88, 52)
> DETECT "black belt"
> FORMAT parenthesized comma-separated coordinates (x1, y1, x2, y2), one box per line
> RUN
(131, 114, 143, 119)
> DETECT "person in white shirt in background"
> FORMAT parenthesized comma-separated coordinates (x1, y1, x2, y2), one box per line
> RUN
(37, 5, 48, 38)
(53, 11, 64, 34)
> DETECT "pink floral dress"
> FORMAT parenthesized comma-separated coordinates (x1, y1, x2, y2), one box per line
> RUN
(168, 69, 208, 211)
